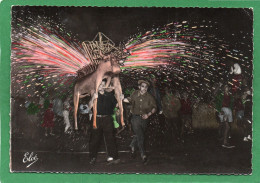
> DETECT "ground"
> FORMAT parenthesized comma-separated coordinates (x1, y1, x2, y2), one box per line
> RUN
(11, 117, 251, 174)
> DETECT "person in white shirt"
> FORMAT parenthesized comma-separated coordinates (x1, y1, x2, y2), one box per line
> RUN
(63, 98, 71, 133)
(79, 99, 92, 135)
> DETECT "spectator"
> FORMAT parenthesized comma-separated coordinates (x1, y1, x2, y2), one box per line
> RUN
(79, 98, 92, 135)
(162, 87, 181, 142)
(42, 103, 55, 136)
(242, 88, 252, 141)
(218, 85, 235, 148)
(149, 77, 163, 114)
(180, 92, 193, 138)
(234, 92, 245, 141)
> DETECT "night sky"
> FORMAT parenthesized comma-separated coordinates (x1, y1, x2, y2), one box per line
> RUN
(12, 7, 253, 45)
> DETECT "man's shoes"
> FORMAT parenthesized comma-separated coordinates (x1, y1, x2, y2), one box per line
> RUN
(222, 143, 235, 148)
(247, 135, 252, 140)
(89, 157, 96, 165)
(130, 146, 136, 159)
(115, 135, 122, 139)
(142, 155, 148, 164)
(243, 137, 248, 141)
(243, 135, 252, 141)
(107, 158, 120, 165)
(107, 157, 113, 162)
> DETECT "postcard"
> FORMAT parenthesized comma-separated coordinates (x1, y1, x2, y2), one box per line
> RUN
(10, 6, 253, 174)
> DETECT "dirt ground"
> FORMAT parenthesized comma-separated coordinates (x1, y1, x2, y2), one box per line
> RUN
(11, 123, 251, 174)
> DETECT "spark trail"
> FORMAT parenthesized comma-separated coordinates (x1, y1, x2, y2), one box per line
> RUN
(122, 20, 252, 94)
(12, 25, 90, 76)
(122, 20, 252, 148)
(11, 19, 91, 98)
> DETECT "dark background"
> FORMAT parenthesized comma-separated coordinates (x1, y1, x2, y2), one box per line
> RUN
(12, 7, 253, 45)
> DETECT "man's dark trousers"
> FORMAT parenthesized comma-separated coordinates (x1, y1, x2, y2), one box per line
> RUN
(89, 116, 118, 159)
(130, 115, 148, 157)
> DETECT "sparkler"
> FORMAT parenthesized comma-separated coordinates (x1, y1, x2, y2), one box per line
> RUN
(11, 18, 252, 101)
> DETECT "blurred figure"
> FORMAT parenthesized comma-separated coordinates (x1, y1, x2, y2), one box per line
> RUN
(112, 107, 122, 139)
(63, 99, 71, 133)
(53, 96, 63, 118)
(79, 98, 92, 135)
(230, 62, 242, 94)
(213, 82, 225, 139)
(180, 92, 193, 138)
(42, 103, 55, 136)
(149, 77, 163, 114)
(218, 85, 234, 148)
(242, 88, 252, 141)
(162, 87, 181, 142)
(234, 92, 245, 141)
(24, 99, 40, 142)
(123, 88, 135, 136)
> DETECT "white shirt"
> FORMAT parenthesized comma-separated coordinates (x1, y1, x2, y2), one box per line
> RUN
(79, 104, 90, 114)
(230, 63, 241, 75)
(63, 110, 70, 123)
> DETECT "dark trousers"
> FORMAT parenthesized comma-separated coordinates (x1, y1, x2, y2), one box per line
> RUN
(218, 122, 225, 138)
(130, 115, 148, 157)
(89, 116, 118, 159)
(78, 114, 90, 134)
(223, 122, 231, 144)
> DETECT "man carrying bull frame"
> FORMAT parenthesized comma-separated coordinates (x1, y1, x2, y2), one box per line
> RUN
(88, 79, 120, 165)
